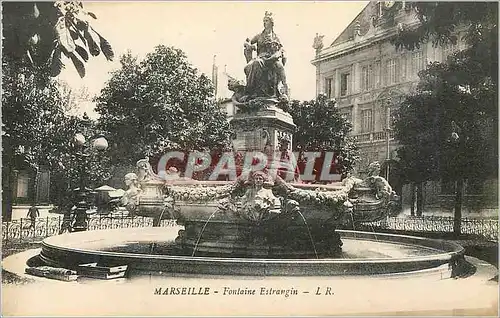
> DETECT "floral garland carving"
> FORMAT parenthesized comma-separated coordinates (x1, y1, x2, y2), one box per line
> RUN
(164, 177, 358, 205)
(166, 184, 236, 203)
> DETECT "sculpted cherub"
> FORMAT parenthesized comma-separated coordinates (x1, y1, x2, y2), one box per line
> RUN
(364, 161, 393, 200)
(239, 171, 281, 222)
(136, 158, 152, 182)
(227, 76, 250, 107)
(121, 172, 142, 214)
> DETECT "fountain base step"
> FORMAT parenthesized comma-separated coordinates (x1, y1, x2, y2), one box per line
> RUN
(77, 263, 128, 280)
(38, 227, 466, 277)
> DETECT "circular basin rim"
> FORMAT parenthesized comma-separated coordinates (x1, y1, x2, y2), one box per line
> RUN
(41, 229, 464, 264)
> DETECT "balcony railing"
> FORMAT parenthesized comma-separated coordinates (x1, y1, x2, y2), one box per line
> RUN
(372, 131, 386, 140)
(353, 130, 395, 144)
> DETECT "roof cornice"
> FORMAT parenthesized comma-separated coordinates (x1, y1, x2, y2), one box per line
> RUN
(311, 20, 421, 66)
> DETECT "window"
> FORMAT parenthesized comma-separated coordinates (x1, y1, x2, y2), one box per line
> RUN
(374, 62, 381, 87)
(325, 77, 334, 99)
(361, 109, 373, 133)
(385, 107, 393, 129)
(361, 65, 373, 91)
(411, 51, 424, 76)
(340, 73, 350, 96)
(226, 103, 234, 116)
(386, 59, 398, 85)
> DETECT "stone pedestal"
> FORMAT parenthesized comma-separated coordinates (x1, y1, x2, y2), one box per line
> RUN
(230, 106, 296, 153)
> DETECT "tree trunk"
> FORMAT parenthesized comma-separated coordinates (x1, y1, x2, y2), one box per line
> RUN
(416, 182, 424, 216)
(453, 178, 464, 237)
(2, 166, 13, 221)
(31, 166, 40, 205)
(2, 142, 14, 221)
(410, 183, 416, 216)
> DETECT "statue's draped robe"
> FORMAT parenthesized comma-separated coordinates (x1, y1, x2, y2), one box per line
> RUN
(244, 30, 283, 98)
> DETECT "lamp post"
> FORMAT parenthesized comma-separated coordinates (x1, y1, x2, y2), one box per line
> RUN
(385, 101, 392, 181)
(450, 121, 464, 237)
(385, 127, 391, 181)
(71, 132, 108, 232)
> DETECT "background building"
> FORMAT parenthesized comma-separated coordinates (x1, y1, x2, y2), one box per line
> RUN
(311, 1, 497, 213)
(212, 56, 236, 122)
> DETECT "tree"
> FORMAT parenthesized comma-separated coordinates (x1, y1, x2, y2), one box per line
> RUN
(391, 2, 498, 234)
(288, 94, 359, 182)
(2, 1, 115, 219)
(2, 59, 112, 216)
(48, 115, 113, 211)
(2, 59, 64, 218)
(95, 46, 232, 171)
(58, 80, 91, 113)
(2, 1, 113, 79)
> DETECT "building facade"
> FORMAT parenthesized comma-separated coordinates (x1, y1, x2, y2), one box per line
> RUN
(2, 160, 52, 221)
(311, 2, 497, 211)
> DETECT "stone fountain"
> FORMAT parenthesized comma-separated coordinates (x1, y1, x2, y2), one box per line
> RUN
(35, 12, 473, 280)
(115, 10, 399, 258)
(120, 156, 397, 259)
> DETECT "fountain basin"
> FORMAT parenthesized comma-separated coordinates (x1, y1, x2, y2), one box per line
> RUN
(173, 200, 346, 258)
(133, 179, 393, 224)
(38, 227, 465, 277)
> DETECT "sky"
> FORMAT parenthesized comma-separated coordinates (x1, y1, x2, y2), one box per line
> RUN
(59, 1, 368, 118)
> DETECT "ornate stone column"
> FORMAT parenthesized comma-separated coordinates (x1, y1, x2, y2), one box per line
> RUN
(230, 106, 296, 154)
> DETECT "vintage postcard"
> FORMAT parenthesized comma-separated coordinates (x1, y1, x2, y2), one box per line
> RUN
(2, 1, 498, 316)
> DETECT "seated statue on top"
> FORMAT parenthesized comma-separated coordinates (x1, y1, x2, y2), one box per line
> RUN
(229, 11, 289, 112)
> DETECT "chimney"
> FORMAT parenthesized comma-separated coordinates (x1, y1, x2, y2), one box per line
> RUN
(212, 55, 218, 99)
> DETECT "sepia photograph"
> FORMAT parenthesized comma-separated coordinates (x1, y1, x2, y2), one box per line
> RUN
(1, 1, 498, 316)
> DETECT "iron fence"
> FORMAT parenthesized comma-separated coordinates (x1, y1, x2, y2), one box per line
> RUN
(2, 214, 178, 243)
(2, 214, 497, 243)
(361, 216, 498, 242)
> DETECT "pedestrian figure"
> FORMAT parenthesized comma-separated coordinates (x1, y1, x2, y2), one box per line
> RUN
(59, 209, 73, 234)
(27, 204, 40, 229)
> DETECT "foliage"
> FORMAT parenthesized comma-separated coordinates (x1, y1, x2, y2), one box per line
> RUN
(379, 2, 404, 28)
(2, 62, 65, 171)
(58, 80, 91, 113)
(394, 63, 497, 183)
(2, 61, 110, 209)
(95, 46, 232, 168)
(48, 116, 113, 209)
(392, 2, 498, 184)
(2, 1, 114, 217)
(288, 94, 359, 179)
(392, 2, 497, 53)
(2, 1, 113, 79)
(2, 61, 111, 206)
